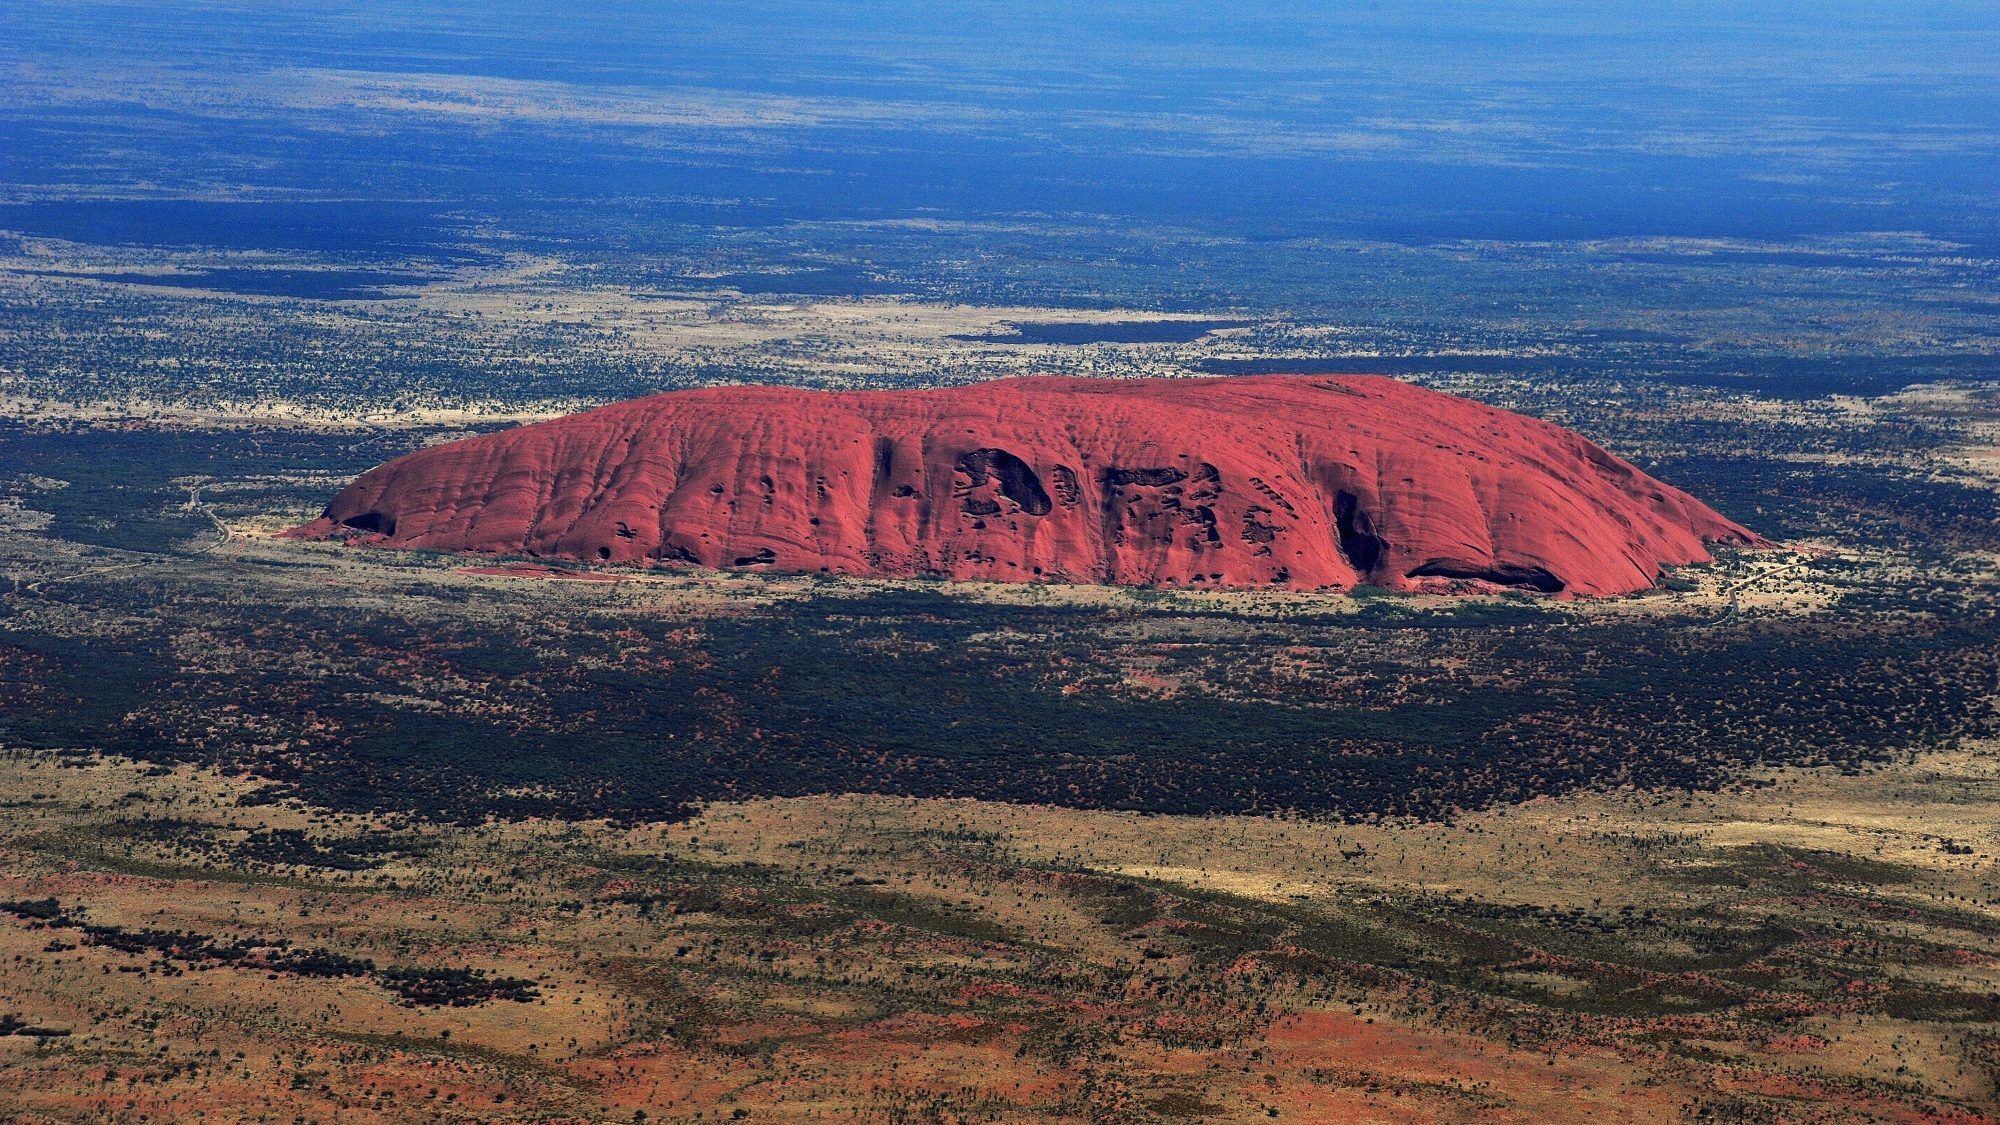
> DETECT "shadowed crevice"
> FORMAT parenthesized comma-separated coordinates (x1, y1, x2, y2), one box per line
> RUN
(1333, 491, 1382, 573)
(339, 511, 395, 536)
(958, 448, 1052, 515)
(1407, 560, 1565, 593)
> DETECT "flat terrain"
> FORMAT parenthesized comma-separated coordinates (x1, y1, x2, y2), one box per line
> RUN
(0, 737, 1995, 1121)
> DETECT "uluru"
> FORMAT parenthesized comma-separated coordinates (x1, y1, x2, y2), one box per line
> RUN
(291, 374, 1757, 597)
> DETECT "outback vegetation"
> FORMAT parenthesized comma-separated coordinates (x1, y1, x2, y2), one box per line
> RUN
(4, 1, 1999, 1119)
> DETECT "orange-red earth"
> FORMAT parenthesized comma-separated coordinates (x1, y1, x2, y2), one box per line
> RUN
(292, 375, 1758, 596)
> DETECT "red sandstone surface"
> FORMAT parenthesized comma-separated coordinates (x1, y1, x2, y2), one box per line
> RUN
(291, 375, 1757, 596)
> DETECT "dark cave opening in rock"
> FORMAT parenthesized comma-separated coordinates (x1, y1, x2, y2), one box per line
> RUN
(1333, 491, 1383, 573)
(1406, 560, 1566, 593)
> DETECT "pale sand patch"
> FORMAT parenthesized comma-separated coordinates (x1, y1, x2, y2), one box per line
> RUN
(1103, 864, 1325, 901)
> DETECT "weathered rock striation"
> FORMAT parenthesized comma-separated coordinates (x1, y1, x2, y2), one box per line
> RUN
(291, 375, 1758, 596)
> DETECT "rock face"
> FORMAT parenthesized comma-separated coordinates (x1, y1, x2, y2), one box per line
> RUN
(292, 375, 1757, 596)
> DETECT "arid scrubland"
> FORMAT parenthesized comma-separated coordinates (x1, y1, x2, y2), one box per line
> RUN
(0, 736, 1995, 1121)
